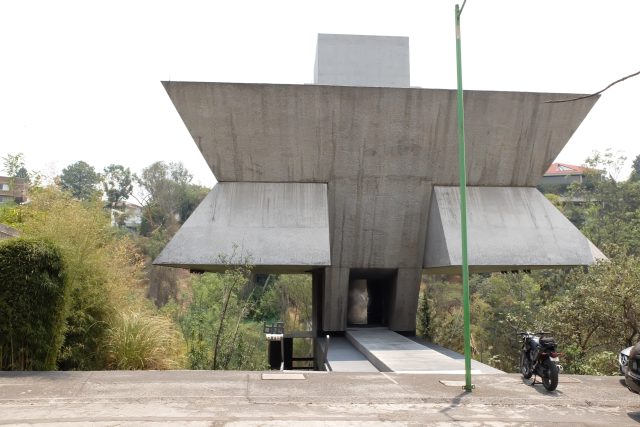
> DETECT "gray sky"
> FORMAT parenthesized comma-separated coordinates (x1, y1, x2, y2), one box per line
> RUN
(1, 0, 638, 186)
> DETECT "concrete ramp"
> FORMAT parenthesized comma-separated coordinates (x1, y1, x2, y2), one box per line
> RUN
(346, 328, 503, 374)
(325, 337, 378, 372)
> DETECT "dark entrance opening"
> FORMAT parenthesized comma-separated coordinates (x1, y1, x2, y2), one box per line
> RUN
(347, 269, 397, 327)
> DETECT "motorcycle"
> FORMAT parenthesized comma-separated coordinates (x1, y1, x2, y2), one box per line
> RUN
(517, 331, 561, 391)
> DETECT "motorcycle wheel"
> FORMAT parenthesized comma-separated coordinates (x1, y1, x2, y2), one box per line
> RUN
(520, 350, 533, 379)
(542, 359, 559, 391)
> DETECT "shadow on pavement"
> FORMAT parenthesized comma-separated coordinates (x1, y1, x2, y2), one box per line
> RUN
(520, 376, 563, 397)
(438, 391, 469, 421)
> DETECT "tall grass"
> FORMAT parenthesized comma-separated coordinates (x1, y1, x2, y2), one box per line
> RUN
(105, 311, 185, 370)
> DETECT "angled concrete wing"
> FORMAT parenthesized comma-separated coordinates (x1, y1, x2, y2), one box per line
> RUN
(424, 186, 606, 273)
(154, 182, 331, 272)
(161, 82, 598, 188)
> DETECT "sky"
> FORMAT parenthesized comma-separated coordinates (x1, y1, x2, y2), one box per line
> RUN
(1, 0, 639, 187)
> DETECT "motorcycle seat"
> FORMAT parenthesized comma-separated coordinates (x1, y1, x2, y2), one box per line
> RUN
(540, 337, 556, 346)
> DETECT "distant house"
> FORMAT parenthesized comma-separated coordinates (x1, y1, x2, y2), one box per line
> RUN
(541, 163, 589, 186)
(0, 223, 20, 240)
(0, 176, 28, 204)
(110, 202, 143, 232)
(538, 163, 602, 196)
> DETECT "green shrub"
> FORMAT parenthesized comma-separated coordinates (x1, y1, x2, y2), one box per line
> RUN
(17, 189, 147, 369)
(180, 271, 268, 370)
(0, 238, 67, 370)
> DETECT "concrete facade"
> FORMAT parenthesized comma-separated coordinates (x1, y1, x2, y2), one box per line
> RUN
(156, 34, 602, 334)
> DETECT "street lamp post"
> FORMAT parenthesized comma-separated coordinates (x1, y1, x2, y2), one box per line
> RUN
(455, 0, 474, 393)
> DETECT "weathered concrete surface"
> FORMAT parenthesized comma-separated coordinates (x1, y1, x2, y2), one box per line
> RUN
(163, 82, 597, 189)
(158, 29, 601, 334)
(346, 328, 504, 374)
(155, 182, 330, 271)
(322, 266, 349, 331)
(161, 80, 599, 331)
(1, 370, 638, 425)
(425, 186, 607, 273)
(314, 33, 410, 87)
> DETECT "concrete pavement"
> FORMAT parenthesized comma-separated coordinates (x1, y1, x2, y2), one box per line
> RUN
(1, 370, 639, 426)
(345, 328, 504, 374)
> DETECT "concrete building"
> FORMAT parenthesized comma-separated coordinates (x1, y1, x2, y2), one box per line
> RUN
(155, 34, 604, 336)
(0, 176, 28, 204)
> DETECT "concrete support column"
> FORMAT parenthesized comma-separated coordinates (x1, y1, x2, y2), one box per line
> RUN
(388, 268, 422, 333)
(322, 267, 349, 332)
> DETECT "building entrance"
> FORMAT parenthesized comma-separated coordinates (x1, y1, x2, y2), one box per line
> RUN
(347, 269, 397, 327)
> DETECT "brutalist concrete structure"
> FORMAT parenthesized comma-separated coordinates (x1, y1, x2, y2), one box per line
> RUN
(155, 34, 604, 334)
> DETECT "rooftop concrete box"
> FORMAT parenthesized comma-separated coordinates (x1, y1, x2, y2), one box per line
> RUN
(155, 34, 602, 335)
(314, 34, 410, 87)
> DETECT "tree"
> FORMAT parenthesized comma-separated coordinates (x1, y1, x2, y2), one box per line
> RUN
(544, 250, 640, 374)
(560, 150, 640, 256)
(1, 153, 31, 191)
(630, 154, 640, 182)
(2, 153, 26, 178)
(59, 161, 101, 201)
(135, 161, 208, 236)
(178, 255, 268, 371)
(102, 164, 133, 208)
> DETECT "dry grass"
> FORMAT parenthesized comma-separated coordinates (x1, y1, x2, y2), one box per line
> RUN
(105, 311, 186, 370)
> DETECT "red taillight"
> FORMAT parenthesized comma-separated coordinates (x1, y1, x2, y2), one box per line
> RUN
(550, 352, 558, 358)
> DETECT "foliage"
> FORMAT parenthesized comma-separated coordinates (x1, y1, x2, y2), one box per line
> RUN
(59, 161, 101, 201)
(179, 267, 268, 371)
(257, 275, 312, 332)
(7, 188, 185, 370)
(0, 238, 68, 370)
(105, 311, 185, 370)
(557, 150, 640, 255)
(0, 202, 24, 225)
(2, 153, 27, 178)
(102, 164, 133, 208)
(134, 161, 208, 236)
(631, 154, 640, 182)
(2, 152, 40, 188)
(416, 285, 431, 338)
(543, 251, 640, 367)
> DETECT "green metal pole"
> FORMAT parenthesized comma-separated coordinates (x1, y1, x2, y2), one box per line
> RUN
(455, 1, 473, 393)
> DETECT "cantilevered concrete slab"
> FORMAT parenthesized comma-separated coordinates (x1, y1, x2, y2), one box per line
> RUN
(424, 186, 606, 273)
(346, 328, 503, 374)
(155, 182, 330, 271)
(163, 82, 597, 189)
